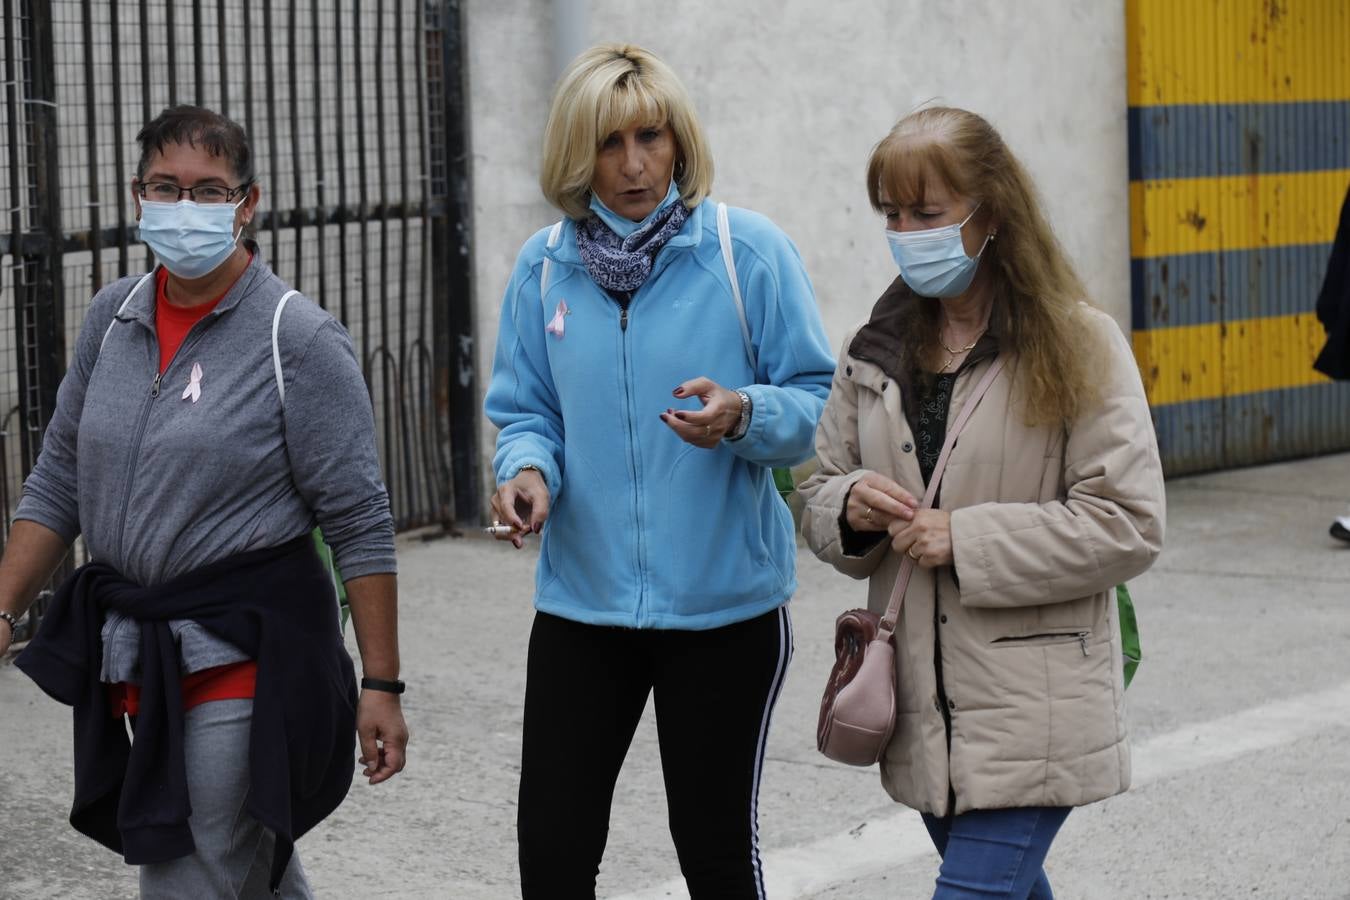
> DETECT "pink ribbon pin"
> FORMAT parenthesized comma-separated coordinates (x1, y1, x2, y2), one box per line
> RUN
(545, 299, 569, 339)
(182, 362, 203, 403)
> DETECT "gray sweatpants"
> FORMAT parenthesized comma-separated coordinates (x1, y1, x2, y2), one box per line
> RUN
(137, 699, 315, 899)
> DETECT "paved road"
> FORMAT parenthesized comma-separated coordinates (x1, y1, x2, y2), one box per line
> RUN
(2, 452, 1348, 899)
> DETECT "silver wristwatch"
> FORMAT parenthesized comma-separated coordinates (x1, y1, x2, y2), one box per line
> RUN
(0, 609, 20, 633)
(726, 390, 753, 441)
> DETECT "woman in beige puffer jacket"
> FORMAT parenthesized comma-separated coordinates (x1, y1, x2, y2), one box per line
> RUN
(798, 107, 1165, 899)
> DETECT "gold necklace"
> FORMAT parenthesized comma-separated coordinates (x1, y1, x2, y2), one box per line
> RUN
(938, 328, 985, 373)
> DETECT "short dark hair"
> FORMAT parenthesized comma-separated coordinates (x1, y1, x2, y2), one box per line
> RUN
(135, 105, 255, 184)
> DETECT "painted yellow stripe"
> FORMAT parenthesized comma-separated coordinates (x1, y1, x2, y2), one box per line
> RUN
(1133, 313, 1332, 406)
(1128, 0, 1350, 106)
(1130, 169, 1350, 259)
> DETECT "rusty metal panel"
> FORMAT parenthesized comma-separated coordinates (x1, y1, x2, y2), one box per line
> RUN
(1127, 0, 1350, 476)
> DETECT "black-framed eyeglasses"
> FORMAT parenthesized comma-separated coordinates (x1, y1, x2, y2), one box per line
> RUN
(136, 181, 251, 204)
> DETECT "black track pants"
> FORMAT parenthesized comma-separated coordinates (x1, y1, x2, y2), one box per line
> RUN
(517, 606, 793, 899)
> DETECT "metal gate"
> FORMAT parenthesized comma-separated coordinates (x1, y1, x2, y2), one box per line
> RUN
(1127, 0, 1350, 475)
(1, 0, 478, 639)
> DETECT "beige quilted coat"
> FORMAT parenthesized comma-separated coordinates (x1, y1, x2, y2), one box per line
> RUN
(799, 296, 1165, 816)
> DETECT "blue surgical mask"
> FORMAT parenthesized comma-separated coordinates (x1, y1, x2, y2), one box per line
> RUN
(138, 198, 245, 279)
(588, 180, 680, 238)
(885, 204, 992, 298)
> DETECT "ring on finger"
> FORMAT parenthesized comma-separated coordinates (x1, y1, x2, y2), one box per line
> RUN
(907, 545, 921, 560)
(705, 424, 711, 438)
(863, 505, 874, 523)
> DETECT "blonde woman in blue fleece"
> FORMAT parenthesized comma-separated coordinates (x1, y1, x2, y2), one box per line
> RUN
(484, 43, 835, 899)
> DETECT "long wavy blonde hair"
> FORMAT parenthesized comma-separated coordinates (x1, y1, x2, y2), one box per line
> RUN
(866, 107, 1101, 425)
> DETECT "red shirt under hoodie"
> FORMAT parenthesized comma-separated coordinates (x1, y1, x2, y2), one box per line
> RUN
(108, 263, 258, 717)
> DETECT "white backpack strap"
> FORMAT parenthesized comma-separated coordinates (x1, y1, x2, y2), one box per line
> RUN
(717, 202, 756, 373)
(273, 290, 342, 610)
(98, 270, 156, 356)
(271, 290, 301, 407)
(539, 219, 565, 307)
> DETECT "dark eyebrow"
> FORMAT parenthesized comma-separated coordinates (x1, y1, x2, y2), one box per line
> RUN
(142, 172, 229, 186)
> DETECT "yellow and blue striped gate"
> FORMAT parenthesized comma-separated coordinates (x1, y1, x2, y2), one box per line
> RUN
(1127, 1, 1350, 475)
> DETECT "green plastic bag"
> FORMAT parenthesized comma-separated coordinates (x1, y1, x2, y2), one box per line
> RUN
(1116, 582, 1141, 688)
(311, 528, 349, 630)
(772, 466, 796, 502)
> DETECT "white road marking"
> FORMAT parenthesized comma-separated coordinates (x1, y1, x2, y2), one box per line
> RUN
(608, 679, 1350, 900)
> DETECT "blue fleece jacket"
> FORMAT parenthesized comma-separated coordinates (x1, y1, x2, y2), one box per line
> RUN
(485, 199, 835, 629)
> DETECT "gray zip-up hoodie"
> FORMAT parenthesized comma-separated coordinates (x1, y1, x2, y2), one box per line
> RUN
(16, 247, 395, 680)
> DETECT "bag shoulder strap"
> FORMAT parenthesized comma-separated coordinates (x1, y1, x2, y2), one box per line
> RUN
(271, 289, 344, 607)
(270, 289, 302, 407)
(539, 219, 565, 308)
(97, 270, 157, 358)
(878, 355, 1008, 635)
(716, 202, 757, 374)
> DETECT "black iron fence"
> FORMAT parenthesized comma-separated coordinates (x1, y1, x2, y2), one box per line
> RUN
(1, 0, 477, 640)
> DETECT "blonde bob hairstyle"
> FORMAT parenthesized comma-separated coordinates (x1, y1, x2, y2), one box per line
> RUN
(540, 43, 713, 221)
(866, 106, 1101, 426)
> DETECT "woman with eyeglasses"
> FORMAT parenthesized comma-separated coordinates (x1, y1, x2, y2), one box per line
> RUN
(0, 105, 406, 898)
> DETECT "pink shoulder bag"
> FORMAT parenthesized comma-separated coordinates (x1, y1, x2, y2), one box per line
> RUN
(817, 356, 1007, 766)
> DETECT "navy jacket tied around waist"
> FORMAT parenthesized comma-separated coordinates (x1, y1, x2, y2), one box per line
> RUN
(16, 534, 356, 891)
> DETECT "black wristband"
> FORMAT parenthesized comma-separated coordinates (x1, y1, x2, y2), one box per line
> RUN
(360, 676, 406, 695)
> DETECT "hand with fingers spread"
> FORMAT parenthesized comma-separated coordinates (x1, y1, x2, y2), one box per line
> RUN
(888, 508, 953, 568)
(490, 467, 550, 548)
(844, 472, 919, 533)
(660, 376, 742, 449)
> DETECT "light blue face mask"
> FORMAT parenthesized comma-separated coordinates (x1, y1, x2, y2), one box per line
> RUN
(588, 180, 680, 238)
(138, 198, 245, 279)
(885, 203, 992, 298)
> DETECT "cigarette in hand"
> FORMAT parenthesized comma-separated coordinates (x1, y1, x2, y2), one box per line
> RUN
(483, 523, 518, 536)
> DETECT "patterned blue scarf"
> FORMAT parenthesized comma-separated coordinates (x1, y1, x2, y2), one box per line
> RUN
(575, 199, 691, 293)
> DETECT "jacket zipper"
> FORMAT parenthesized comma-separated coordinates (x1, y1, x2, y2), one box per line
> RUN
(610, 290, 645, 625)
(112, 319, 217, 564)
(932, 583, 955, 815)
(991, 631, 1091, 657)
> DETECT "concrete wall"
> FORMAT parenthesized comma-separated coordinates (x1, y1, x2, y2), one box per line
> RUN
(466, 1, 1130, 504)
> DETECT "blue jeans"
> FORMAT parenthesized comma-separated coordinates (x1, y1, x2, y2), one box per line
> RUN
(921, 806, 1071, 900)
